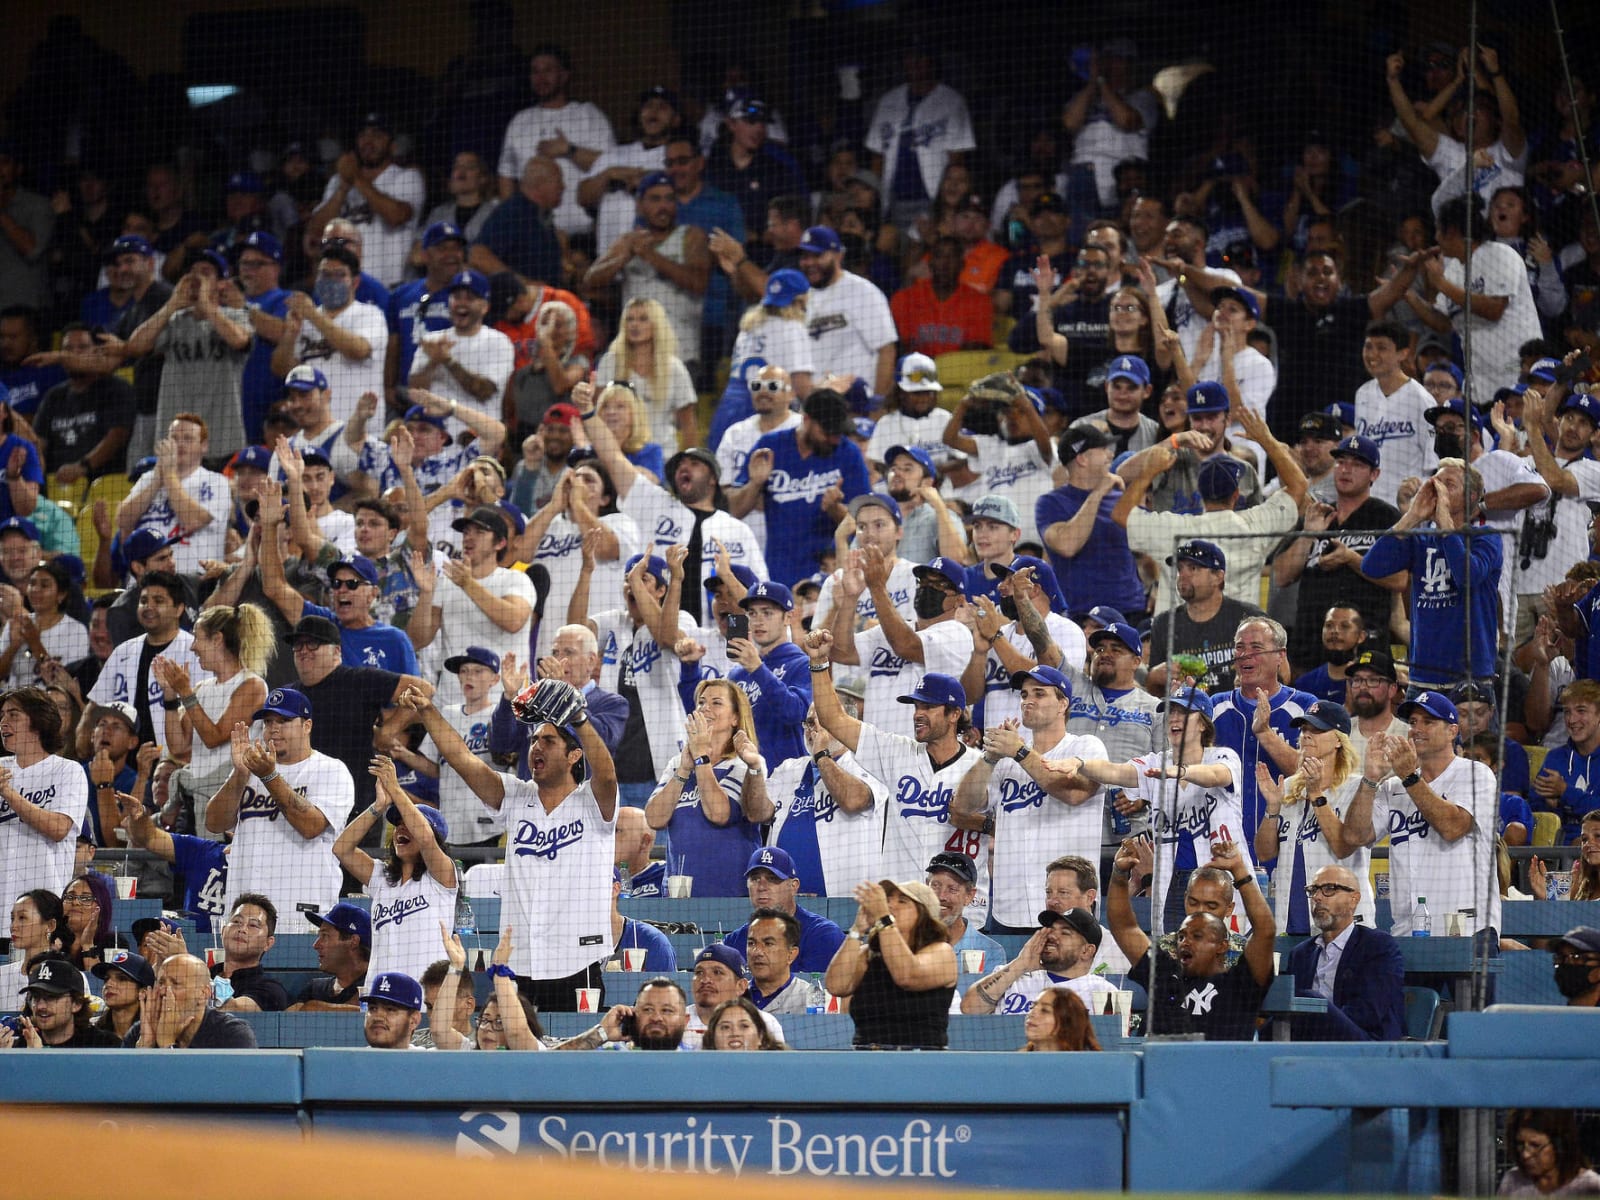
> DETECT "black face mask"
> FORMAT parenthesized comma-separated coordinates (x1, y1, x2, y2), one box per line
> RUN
(1554, 961, 1598, 998)
(998, 594, 1020, 621)
(913, 585, 948, 620)
(1433, 431, 1464, 461)
(1325, 643, 1357, 665)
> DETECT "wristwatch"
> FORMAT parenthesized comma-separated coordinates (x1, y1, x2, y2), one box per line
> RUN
(1013, 745, 1032, 764)
(1400, 769, 1423, 789)
(870, 914, 895, 935)
(1312, 795, 1328, 809)
(812, 750, 832, 765)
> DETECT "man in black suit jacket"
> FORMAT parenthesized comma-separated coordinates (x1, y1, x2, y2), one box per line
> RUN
(1285, 864, 1405, 1041)
(488, 625, 630, 776)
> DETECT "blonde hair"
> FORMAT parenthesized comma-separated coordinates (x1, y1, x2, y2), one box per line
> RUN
(694, 678, 758, 760)
(598, 383, 649, 455)
(607, 297, 679, 407)
(739, 293, 807, 333)
(1281, 730, 1358, 806)
(195, 602, 276, 676)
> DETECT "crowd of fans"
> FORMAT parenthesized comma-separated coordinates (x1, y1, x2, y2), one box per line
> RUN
(2, 31, 1600, 1070)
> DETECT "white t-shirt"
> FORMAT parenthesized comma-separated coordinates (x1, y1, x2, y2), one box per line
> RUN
(1158, 269, 1242, 363)
(592, 608, 697, 776)
(124, 466, 232, 573)
(317, 508, 357, 556)
(1126, 488, 1299, 609)
(1424, 135, 1527, 218)
(1519, 456, 1600, 595)
(804, 271, 897, 387)
(1352, 375, 1438, 507)
(429, 566, 538, 695)
(959, 437, 1054, 545)
(618, 477, 768, 597)
(994, 969, 1119, 1016)
(1267, 776, 1375, 932)
(1477, 448, 1550, 624)
(293, 302, 389, 427)
(225, 751, 355, 921)
(498, 101, 618, 235)
(533, 511, 640, 661)
(716, 412, 800, 545)
(0, 754, 89, 937)
(421, 696, 505, 843)
(502, 774, 616, 977)
(766, 750, 889, 898)
(977, 615, 1089, 733)
(1197, 345, 1277, 426)
(866, 408, 961, 472)
(90, 630, 204, 715)
(815, 556, 917, 634)
(729, 318, 815, 387)
(318, 164, 427, 286)
(584, 142, 666, 258)
(851, 619, 973, 740)
(3, 615, 89, 689)
(1129, 746, 1253, 934)
(594, 350, 698, 452)
(854, 724, 989, 912)
(187, 670, 263, 784)
(1435, 242, 1543, 397)
(366, 868, 459, 990)
(865, 83, 976, 207)
(409, 325, 515, 440)
(985, 730, 1109, 927)
(1070, 89, 1162, 208)
(1372, 755, 1500, 936)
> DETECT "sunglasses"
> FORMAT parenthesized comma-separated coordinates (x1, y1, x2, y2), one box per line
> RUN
(329, 577, 368, 591)
(749, 379, 788, 393)
(901, 368, 938, 384)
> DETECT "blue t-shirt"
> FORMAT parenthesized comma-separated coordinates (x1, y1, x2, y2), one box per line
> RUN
(1539, 741, 1600, 842)
(1362, 528, 1502, 686)
(81, 289, 131, 332)
(1034, 484, 1144, 615)
(0, 436, 45, 523)
(0, 363, 66, 416)
(1211, 684, 1315, 850)
(239, 287, 292, 442)
(1498, 792, 1534, 840)
(387, 279, 453, 389)
(737, 429, 869, 588)
(729, 641, 812, 770)
(628, 860, 667, 899)
(627, 443, 666, 481)
(304, 601, 418, 675)
(1291, 664, 1348, 706)
(79, 762, 137, 846)
(963, 563, 1001, 606)
(614, 916, 676, 972)
(1572, 578, 1600, 682)
(663, 760, 763, 898)
(476, 195, 562, 286)
(170, 833, 230, 933)
(725, 904, 847, 973)
(356, 272, 391, 314)
(677, 184, 744, 328)
(772, 761, 827, 896)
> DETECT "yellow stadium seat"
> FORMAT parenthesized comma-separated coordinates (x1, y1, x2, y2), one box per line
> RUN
(86, 472, 135, 516)
(46, 472, 87, 514)
(1526, 744, 1547, 779)
(76, 504, 108, 597)
(1532, 812, 1563, 848)
(934, 349, 1028, 410)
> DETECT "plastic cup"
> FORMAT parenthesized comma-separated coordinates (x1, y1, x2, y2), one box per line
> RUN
(1550, 871, 1573, 900)
(114, 877, 137, 900)
(960, 949, 985, 974)
(205, 946, 224, 969)
(667, 875, 693, 899)
(622, 948, 647, 971)
(1113, 990, 1133, 1038)
(575, 988, 600, 1013)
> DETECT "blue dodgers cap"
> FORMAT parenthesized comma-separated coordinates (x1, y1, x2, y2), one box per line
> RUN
(363, 971, 423, 1011)
(705, 563, 759, 593)
(1424, 398, 1484, 431)
(883, 444, 937, 480)
(240, 230, 283, 262)
(404, 404, 448, 431)
(693, 944, 747, 977)
(1085, 605, 1126, 628)
(1325, 401, 1356, 427)
(306, 901, 372, 947)
(968, 494, 1021, 528)
(1424, 361, 1465, 389)
(1398, 690, 1459, 725)
(0, 516, 40, 542)
(739, 580, 794, 612)
(91, 951, 156, 990)
(914, 555, 971, 592)
(252, 686, 312, 722)
(991, 554, 1068, 612)
(445, 644, 502, 674)
(1294, 699, 1353, 736)
(226, 171, 265, 194)
(107, 234, 154, 260)
(446, 268, 490, 299)
(1559, 392, 1600, 426)
(1158, 686, 1215, 720)
(763, 267, 810, 308)
(799, 225, 843, 255)
(848, 492, 902, 525)
(1167, 539, 1226, 571)
(330, 555, 379, 586)
(1010, 663, 1073, 698)
(624, 553, 670, 588)
(897, 672, 968, 710)
(1330, 433, 1381, 468)
(1209, 285, 1260, 320)
(385, 802, 450, 845)
(196, 248, 231, 278)
(1197, 457, 1245, 501)
(283, 364, 328, 392)
(122, 528, 179, 563)
(745, 846, 798, 881)
(421, 221, 466, 249)
(728, 96, 771, 122)
(635, 169, 673, 196)
(1528, 357, 1563, 384)
(1185, 381, 1230, 414)
(1106, 354, 1151, 387)
(639, 84, 681, 111)
(1088, 620, 1143, 655)
(231, 445, 273, 473)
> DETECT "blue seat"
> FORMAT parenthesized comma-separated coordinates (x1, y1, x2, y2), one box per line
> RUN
(1403, 985, 1444, 1040)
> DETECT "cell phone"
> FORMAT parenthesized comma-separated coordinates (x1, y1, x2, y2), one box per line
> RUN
(619, 1013, 637, 1039)
(725, 613, 749, 644)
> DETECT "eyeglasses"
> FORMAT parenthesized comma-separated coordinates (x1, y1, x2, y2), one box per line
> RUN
(62, 893, 97, 906)
(1075, 256, 1103, 267)
(1110, 303, 1144, 313)
(478, 1017, 505, 1032)
(328, 578, 367, 591)
(663, 156, 696, 167)
(1302, 884, 1358, 898)
(748, 379, 788, 393)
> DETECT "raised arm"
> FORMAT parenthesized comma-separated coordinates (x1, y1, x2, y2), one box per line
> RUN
(1208, 839, 1275, 985)
(1106, 836, 1151, 964)
(802, 630, 862, 753)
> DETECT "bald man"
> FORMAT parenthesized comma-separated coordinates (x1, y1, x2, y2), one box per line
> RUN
(471, 157, 564, 284)
(126, 954, 258, 1048)
(615, 805, 665, 897)
(1281, 865, 1404, 1041)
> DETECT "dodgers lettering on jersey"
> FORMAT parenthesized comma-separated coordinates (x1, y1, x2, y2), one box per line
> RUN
(537, 529, 586, 560)
(877, 115, 953, 150)
(982, 459, 1042, 492)
(0, 782, 56, 821)
(513, 817, 587, 859)
(371, 893, 433, 931)
(1357, 413, 1419, 450)
(621, 638, 664, 685)
(1068, 695, 1155, 733)
(895, 775, 955, 821)
(1387, 806, 1433, 847)
(997, 774, 1046, 814)
(766, 466, 844, 506)
(238, 781, 308, 821)
(870, 644, 910, 678)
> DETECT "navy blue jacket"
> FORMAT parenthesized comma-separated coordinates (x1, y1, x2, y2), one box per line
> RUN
(489, 683, 630, 779)
(1286, 923, 1405, 1041)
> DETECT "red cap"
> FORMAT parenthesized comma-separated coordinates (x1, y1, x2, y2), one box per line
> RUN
(543, 402, 582, 425)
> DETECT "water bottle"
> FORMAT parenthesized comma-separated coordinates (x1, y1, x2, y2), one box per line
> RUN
(617, 861, 633, 901)
(1412, 897, 1431, 937)
(1109, 790, 1132, 837)
(454, 885, 485, 969)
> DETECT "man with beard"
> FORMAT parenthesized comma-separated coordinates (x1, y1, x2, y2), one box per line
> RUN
(580, 86, 683, 259)
(1275, 434, 1403, 670)
(1150, 216, 1245, 362)
(798, 226, 896, 398)
(387, 222, 467, 404)
(581, 977, 694, 1050)
(1548, 928, 1600, 1007)
(879, 444, 965, 565)
(1146, 541, 1264, 694)
(1280, 864, 1404, 1041)
(1344, 650, 1408, 761)
(2, 960, 120, 1048)
(1271, 252, 1396, 440)
(361, 972, 425, 1048)
(308, 113, 425, 288)
(960, 555, 1083, 734)
(961, 907, 1117, 1014)
(1292, 606, 1371, 705)
(29, 322, 133, 479)
(406, 270, 514, 441)
(890, 236, 993, 356)
(576, 378, 765, 624)
(1011, 244, 1114, 407)
(1068, 622, 1161, 765)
